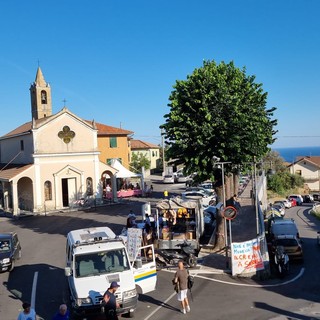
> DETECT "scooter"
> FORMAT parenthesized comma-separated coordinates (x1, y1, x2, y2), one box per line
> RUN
(274, 245, 289, 277)
(155, 240, 198, 268)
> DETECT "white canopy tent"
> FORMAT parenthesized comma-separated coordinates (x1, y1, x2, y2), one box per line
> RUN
(109, 159, 141, 178)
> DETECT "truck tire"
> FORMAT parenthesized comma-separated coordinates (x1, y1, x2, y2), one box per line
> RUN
(187, 255, 197, 268)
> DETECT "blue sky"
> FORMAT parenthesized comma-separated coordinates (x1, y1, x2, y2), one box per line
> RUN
(1, 0, 320, 148)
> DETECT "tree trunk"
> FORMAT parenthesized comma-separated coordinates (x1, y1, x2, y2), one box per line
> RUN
(213, 177, 227, 250)
(214, 209, 225, 250)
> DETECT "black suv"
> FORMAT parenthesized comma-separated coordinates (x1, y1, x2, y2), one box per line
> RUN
(0, 232, 21, 272)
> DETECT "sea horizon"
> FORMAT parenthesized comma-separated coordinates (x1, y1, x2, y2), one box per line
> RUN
(272, 146, 320, 162)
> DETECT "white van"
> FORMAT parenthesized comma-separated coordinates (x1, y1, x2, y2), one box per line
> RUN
(65, 227, 157, 318)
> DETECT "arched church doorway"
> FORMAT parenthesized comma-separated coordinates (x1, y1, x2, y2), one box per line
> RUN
(17, 177, 34, 212)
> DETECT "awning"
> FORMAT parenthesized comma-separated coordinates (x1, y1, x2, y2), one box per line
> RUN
(156, 197, 198, 210)
(109, 159, 141, 178)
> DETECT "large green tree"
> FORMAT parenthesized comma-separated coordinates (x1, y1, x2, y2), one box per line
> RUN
(161, 60, 277, 250)
(160, 60, 277, 181)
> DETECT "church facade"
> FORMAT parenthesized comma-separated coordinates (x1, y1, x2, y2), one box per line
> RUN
(0, 67, 120, 215)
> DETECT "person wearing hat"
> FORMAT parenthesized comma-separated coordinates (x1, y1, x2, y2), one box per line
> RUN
(17, 302, 36, 320)
(126, 210, 137, 228)
(102, 281, 120, 320)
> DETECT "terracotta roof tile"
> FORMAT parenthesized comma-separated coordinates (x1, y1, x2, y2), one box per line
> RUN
(93, 122, 133, 136)
(0, 163, 33, 181)
(131, 139, 160, 149)
(1, 118, 133, 139)
(2, 122, 32, 138)
(289, 156, 320, 168)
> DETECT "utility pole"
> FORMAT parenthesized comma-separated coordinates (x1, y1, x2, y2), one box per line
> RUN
(161, 129, 166, 176)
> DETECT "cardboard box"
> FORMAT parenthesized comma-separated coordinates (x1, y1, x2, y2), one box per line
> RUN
(186, 232, 194, 240)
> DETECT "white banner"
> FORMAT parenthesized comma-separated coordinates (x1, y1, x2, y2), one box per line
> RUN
(231, 238, 264, 276)
(127, 228, 143, 261)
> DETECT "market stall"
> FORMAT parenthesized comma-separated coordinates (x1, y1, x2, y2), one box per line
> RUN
(154, 197, 204, 251)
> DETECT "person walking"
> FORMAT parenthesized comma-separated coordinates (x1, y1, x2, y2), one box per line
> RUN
(52, 304, 70, 320)
(173, 260, 190, 314)
(102, 281, 120, 320)
(17, 302, 36, 320)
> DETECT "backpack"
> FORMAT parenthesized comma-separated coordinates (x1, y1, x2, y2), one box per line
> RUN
(187, 274, 194, 290)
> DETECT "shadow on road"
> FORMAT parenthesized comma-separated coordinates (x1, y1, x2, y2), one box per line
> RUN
(254, 301, 311, 320)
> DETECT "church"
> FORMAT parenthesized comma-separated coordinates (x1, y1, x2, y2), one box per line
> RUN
(0, 67, 128, 215)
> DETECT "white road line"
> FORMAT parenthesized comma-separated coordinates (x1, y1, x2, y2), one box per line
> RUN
(195, 267, 305, 287)
(143, 271, 200, 320)
(162, 267, 305, 287)
(143, 291, 177, 320)
(31, 271, 38, 309)
(142, 268, 304, 319)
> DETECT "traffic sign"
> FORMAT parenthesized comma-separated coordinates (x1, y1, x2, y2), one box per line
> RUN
(222, 206, 237, 220)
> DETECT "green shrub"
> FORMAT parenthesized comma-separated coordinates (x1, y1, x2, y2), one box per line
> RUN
(267, 171, 304, 194)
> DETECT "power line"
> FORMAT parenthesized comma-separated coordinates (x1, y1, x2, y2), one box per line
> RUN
(275, 135, 320, 138)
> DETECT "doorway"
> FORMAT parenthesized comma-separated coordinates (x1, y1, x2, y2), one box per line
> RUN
(62, 178, 76, 207)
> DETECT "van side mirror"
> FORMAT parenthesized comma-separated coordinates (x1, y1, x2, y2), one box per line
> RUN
(65, 267, 72, 276)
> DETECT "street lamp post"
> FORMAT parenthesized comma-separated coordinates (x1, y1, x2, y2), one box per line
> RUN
(161, 129, 166, 176)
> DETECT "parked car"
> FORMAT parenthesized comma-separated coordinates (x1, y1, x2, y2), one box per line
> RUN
(272, 204, 285, 217)
(269, 218, 300, 239)
(275, 199, 291, 209)
(288, 197, 297, 207)
(272, 235, 303, 260)
(163, 174, 175, 184)
(198, 182, 215, 193)
(185, 173, 197, 187)
(182, 191, 216, 207)
(203, 206, 217, 236)
(0, 232, 21, 272)
(176, 172, 188, 183)
(185, 186, 215, 197)
(272, 202, 286, 216)
(303, 194, 314, 203)
(288, 194, 303, 206)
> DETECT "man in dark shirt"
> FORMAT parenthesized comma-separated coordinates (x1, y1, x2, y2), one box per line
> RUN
(173, 260, 190, 314)
(102, 281, 120, 320)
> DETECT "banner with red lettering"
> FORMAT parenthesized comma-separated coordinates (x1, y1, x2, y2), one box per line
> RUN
(231, 238, 264, 276)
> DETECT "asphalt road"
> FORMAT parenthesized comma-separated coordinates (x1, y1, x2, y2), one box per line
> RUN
(1, 180, 320, 320)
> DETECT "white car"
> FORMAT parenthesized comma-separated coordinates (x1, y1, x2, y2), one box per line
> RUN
(276, 199, 292, 209)
(185, 186, 215, 197)
(163, 174, 175, 184)
(176, 172, 188, 183)
(199, 182, 215, 193)
(182, 191, 216, 207)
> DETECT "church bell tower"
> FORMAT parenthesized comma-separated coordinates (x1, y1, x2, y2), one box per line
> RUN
(30, 67, 52, 120)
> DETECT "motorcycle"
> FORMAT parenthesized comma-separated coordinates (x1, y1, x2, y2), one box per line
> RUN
(274, 245, 289, 277)
(155, 240, 198, 269)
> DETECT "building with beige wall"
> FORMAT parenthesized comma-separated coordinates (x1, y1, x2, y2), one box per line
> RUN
(287, 156, 320, 191)
(0, 67, 129, 215)
(130, 139, 160, 175)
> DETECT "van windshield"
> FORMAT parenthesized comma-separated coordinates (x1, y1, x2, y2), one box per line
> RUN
(75, 249, 130, 278)
(0, 240, 11, 253)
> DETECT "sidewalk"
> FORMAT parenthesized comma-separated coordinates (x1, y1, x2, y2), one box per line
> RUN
(198, 179, 258, 273)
